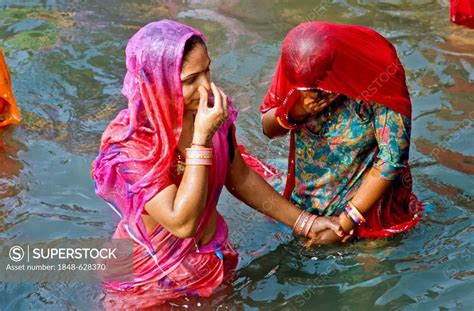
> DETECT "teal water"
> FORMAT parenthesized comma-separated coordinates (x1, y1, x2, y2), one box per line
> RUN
(0, 0, 473, 310)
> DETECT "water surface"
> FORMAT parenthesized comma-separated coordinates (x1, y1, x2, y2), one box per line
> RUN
(0, 0, 473, 310)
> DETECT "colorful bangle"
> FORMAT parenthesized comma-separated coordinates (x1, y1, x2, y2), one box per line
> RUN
(185, 147, 213, 166)
(345, 201, 366, 225)
(297, 213, 311, 236)
(348, 201, 366, 223)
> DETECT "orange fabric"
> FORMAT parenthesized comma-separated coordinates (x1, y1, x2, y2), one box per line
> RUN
(0, 48, 20, 127)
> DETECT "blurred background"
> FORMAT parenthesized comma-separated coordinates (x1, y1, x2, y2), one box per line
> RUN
(0, 0, 473, 310)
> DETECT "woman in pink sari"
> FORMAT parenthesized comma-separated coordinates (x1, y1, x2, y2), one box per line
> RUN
(92, 20, 347, 309)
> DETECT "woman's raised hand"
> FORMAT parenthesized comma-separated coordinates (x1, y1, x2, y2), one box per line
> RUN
(193, 82, 229, 145)
(289, 92, 339, 122)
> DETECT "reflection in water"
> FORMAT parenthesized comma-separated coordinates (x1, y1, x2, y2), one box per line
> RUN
(0, 0, 473, 310)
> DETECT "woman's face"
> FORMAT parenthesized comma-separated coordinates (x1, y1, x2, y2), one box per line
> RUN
(180, 44, 211, 112)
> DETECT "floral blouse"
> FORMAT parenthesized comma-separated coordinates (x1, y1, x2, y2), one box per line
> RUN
(291, 96, 411, 216)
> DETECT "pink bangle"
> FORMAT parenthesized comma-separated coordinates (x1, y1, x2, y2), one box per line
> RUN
(297, 213, 311, 236)
(185, 147, 213, 166)
(345, 201, 366, 225)
(303, 214, 318, 238)
(292, 211, 305, 232)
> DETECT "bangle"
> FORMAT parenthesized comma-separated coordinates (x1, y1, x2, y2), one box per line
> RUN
(297, 213, 311, 236)
(275, 105, 300, 130)
(185, 147, 213, 166)
(348, 201, 366, 223)
(292, 211, 305, 232)
(303, 214, 318, 238)
(276, 114, 294, 130)
(345, 201, 366, 225)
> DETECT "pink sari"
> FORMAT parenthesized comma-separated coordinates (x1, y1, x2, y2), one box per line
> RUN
(92, 20, 238, 309)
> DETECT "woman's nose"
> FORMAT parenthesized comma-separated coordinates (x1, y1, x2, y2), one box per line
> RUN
(200, 76, 211, 92)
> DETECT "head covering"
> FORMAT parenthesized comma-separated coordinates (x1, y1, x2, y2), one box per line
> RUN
(92, 20, 237, 280)
(450, 0, 474, 28)
(260, 22, 412, 118)
(0, 48, 21, 127)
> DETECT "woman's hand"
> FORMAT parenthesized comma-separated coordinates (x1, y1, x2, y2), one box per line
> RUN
(193, 82, 229, 145)
(305, 216, 354, 247)
(289, 91, 339, 122)
(304, 216, 345, 240)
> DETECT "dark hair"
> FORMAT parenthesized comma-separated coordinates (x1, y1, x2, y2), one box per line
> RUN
(183, 35, 205, 64)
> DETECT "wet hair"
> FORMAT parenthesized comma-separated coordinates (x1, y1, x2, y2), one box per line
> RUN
(183, 35, 205, 64)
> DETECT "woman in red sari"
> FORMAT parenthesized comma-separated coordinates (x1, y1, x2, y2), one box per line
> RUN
(261, 22, 424, 244)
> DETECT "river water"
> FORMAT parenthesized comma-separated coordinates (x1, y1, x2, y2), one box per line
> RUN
(0, 0, 473, 310)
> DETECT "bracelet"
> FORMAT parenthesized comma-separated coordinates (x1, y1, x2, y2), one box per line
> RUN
(348, 201, 366, 223)
(297, 213, 311, 236)
(275, 105, 299, 130)
(292, 211, 305, 232)
(276, 114, 294, 130)
(185, 147, 213, 166)
(345, 201, 366, 226)
(303, 214, 318, 238)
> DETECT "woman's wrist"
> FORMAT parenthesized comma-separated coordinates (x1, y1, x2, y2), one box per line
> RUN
(192, 132, 212, 146)
(339, 212, 355, 233)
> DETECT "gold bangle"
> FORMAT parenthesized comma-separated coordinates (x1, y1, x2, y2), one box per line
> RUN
(276, 115, 293, 130)
(186, 154, 213, 159)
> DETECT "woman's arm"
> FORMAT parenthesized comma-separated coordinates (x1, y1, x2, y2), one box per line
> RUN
(225, 128, 344, 238)
(261, 107, 290, 138)
(338, 169, 393, 232)
(309, 104, 411, 244)
(341, 104, 412, 234)
(144, 84, 228, 238)
(310, 167, 394, 244)
(339, 105, 411, 231)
